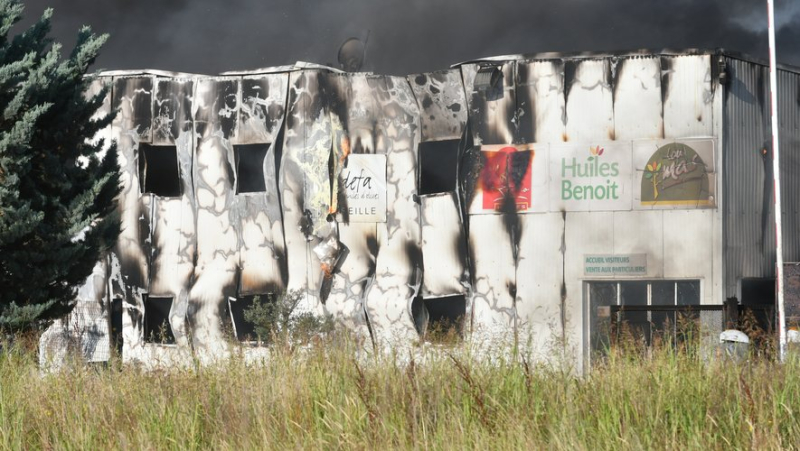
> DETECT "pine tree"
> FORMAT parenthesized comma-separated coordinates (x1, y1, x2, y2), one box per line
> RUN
(0, 0, 120, 331)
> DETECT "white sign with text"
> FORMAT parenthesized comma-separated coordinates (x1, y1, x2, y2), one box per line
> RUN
(341, 154, 386, 222)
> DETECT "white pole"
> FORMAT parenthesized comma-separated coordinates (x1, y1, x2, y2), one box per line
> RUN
(766, 0, 787, 362)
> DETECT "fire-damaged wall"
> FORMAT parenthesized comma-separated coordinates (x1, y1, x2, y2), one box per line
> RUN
(455, 54, 723, 366)
(40, 50, 800, 369)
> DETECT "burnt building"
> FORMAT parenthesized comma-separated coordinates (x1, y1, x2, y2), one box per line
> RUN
(39, 49, 800, 370)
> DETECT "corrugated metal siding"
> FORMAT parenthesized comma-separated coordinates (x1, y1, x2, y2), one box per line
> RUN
(724, 57, 800, 297)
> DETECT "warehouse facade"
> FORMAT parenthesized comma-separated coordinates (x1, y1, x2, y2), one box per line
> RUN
(39, 50, 800, 370)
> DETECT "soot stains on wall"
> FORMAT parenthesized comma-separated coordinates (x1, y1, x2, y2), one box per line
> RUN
(50, 49, 748, 368)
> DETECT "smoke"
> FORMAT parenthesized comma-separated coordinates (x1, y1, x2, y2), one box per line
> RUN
(15, 0, 800, 75)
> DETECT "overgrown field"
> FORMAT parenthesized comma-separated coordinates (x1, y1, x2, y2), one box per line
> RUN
(1, 336, 800, 450)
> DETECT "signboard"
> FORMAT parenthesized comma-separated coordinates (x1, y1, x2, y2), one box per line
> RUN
(549, 142, 632, 211)
(584, 254, 647, 276)
(633, 139, 716, 209)
(469, 144, 548, 215)
(340, 154, 386, 222)
(465, 138, 716, 215)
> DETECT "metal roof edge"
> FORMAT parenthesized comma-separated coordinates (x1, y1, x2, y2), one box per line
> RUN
(449, 48, 800, 74)
(219, 64, 298, 76)
(91, 69, 205, 78)
(718, 49, 800, 74)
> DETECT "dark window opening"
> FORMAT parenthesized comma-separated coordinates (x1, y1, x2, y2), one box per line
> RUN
(412, 295, 466, 343)
(235, 144, 269, 194)
(589, 280, 702, 355)
(144, 296, 175, 344)
(111, 295, 123, 356)
(228, 294, 274, 342)
(138, 144, 181, 197)
(419, 139, 460, 195)
(739, 278, 775, 344)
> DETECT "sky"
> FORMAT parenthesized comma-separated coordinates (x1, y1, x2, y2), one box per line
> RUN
(14, 0, 800, 75)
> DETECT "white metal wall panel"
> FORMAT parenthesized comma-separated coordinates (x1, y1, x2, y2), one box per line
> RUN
(363, 75, 422, 349)
(347, 74, 379, 154)
(612, 210, 664, 278)
(613, 57, 663, 140)
(515, 213, 565, 360)
(516, 60, 566, 143)
(565, 60, 614, 142)
(236, 193, 285, 295)
(148, 79, 196, 333)
(663, 55, 714, 138)
(109, 76, 153, 358)
(420, 192, 468, 297)
(325, 223, 376, 343)
(462, 62, 516, 145)
(280, 71, 331, 314)
(663, 209, 714, 303)
(468, 214, 516, 344)
(230, 74, 288, 296)
(189, 77, 240, 359)
(110, 76, 152, 291)
(564, 211, 614, 372)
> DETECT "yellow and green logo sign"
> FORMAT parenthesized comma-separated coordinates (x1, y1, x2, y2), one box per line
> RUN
(641, 143, 710, 206)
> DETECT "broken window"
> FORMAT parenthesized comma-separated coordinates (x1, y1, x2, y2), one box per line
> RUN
(419, 139, 460, 195)
(227, 295, 261, 342)
(144, 296, 175, 344)
(739, 278, 775, 344)
(412, 295, 467, 342)
(138, 144, 181, 197)
(111, 295, 123, 356)
(588, 280, 702, 354)
(234, 144, 269, 194)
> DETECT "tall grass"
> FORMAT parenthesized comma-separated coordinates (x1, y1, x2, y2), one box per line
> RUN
(2, 333, 800, 450)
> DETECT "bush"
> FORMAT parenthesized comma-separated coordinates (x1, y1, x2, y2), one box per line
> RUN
(243, 291, 334, 344)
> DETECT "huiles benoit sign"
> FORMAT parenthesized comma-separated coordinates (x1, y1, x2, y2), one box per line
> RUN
(468, 138, 715, 214)
(550, 142, 632, 211)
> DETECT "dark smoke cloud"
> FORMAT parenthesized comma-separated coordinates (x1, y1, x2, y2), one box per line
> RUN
(14, 0, 800, 75)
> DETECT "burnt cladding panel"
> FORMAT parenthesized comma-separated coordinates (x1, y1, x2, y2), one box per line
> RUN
(153, 78, 194, 144)
(235, 74, 288, 144)
(195, 78, 238, 138)
(564, 59, 614, 142)
(407, 70, 467, 142)
(232, 73, 289, 296)
(515, 60, 566, 143)
(189, 77, 241, 351)
(110, 76, 154, 289)
(279, 70, 333, 304)
(462, 62, 517, 145)
(112, 76, 153, 143)
(723, 58, 800, 297)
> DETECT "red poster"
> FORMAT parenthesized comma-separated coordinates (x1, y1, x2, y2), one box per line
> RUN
(479, 144, 534, 211)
